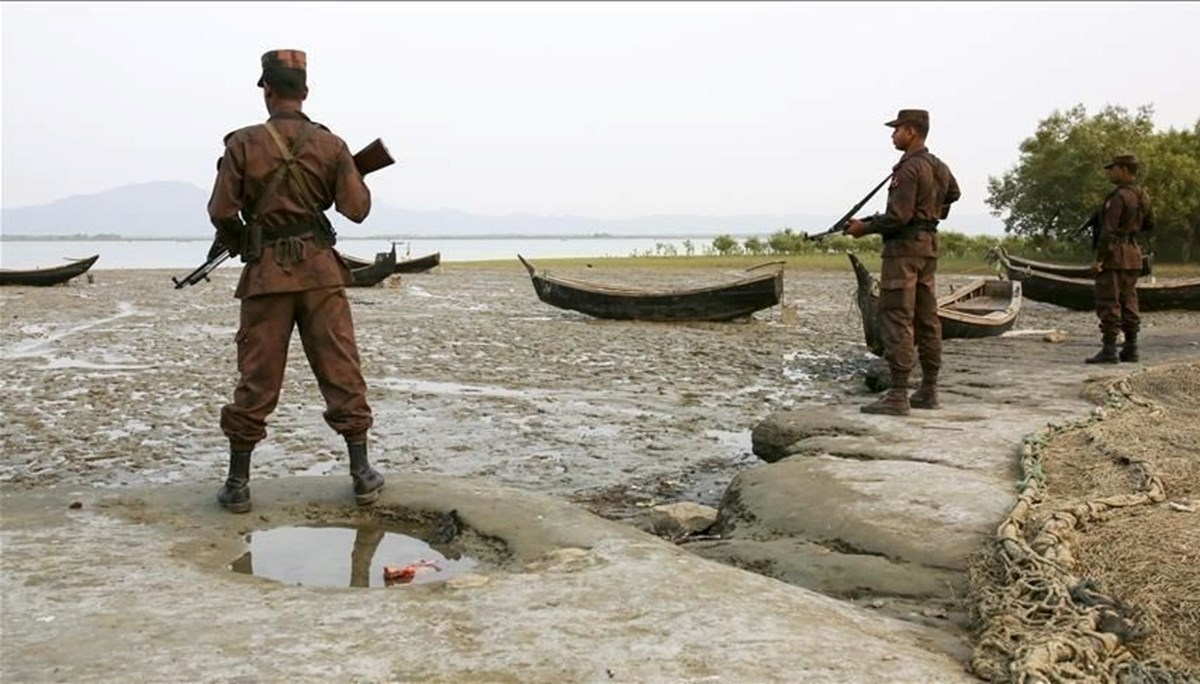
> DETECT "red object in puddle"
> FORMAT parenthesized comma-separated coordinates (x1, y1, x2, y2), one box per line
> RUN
(383, 560, 442, 584)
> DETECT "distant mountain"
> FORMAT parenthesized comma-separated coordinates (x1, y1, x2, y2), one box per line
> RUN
(2, 181, 214, 237)
(1, 181, 1003, 238)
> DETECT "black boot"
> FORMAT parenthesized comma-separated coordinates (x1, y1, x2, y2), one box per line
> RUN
(217, 449, 252, 514)
(1119, 332, 1139, 363)
(910, 367, 940, 410)
(862, 373, 911, 416)
(348, 441, 385, 506)
(1085, 343, 1120, 364)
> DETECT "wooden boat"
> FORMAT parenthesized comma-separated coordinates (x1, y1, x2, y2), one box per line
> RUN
(341, 248, 441, 274)
(518, 255, 784, 322)
(0, 255, 100, 287)
(847, 253, 1022, 356)
(992, 248, 1200, 312)
(998, 246, 1152, 278)
(346, 246, 397, 288)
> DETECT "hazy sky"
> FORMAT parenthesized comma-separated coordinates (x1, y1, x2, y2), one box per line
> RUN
(2, 1, 1198, 223)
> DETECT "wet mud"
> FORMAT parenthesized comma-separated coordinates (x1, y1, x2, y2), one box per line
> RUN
(1, 263, 1197, 512)
(3, 262, 1199, 678)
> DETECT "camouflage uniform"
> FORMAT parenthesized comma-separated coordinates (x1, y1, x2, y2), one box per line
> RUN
(208, 49, 383, 513)
(1088, 153, 1154, 364)
(860, 110, 960, 411)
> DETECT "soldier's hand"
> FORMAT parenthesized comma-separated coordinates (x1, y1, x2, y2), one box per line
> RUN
(1091, 261, 1104, 275)
(845, 219, 867, 238)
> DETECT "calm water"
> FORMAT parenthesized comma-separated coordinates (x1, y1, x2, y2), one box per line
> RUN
(0, 237, 717, 270)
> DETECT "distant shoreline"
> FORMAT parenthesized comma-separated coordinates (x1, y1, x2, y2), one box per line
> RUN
(0, 233, 758, 242)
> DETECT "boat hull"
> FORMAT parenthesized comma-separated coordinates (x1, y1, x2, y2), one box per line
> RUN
(342, 250, 440, 274)
(346, 248, 397, 288)
(994, 248, 1200, 312)
(519, 256, 783, 322)
(1002, 248, 1152, 278)
(0, 255, 100, 287)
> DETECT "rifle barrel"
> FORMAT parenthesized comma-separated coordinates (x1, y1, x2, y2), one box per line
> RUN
(808, 174, 891, 240)
(173, 249, 231, 289)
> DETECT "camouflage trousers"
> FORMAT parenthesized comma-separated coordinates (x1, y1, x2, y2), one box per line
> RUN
(221, 286, 373, 451)
(1094, 269, 1140, 343)
(879, 255, 941, 378)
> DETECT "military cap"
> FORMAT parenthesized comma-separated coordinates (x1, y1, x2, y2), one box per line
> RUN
(1103, 153, 1139, 171)
(884, 109, 930, 129)
(257, 49, 307, 89)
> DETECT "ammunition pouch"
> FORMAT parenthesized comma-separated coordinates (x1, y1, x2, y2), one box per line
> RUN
(241, 223, 263, 264)
(241, 214, 336, 264)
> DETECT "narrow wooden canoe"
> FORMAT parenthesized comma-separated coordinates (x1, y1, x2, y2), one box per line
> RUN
(992, 248, 1200, 312)
(518, 255, 784, 322)
(347, 246, 397, 288)
(341, 249, 441, 274)
(847, 253, 1022, 356)
(0, 255, 100, 287)
(997, 246, 1152, 278)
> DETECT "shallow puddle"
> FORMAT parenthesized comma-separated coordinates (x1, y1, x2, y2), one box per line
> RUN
(229, 525, 479, 588)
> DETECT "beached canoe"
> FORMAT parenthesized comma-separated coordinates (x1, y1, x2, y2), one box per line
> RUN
(341, 249, 441, 274)
(847, 253, 1022, 356)
(992, 248, 1200, 312)
(518, 255, 784, 322)
(995, 246, 1152, 278)
(0, 255, 100, 287)
(347, 246, 397, 288)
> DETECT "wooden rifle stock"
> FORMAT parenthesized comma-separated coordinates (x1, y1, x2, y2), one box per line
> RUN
(353, 139, 396, 176)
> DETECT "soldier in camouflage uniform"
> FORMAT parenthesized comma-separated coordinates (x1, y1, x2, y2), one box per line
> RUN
(1086, 153, 1155, 364)
(207, 49, 384, 513)
(846, 109, 960, 415)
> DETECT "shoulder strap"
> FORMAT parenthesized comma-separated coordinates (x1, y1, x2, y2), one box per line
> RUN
(246, 121, 319, 221)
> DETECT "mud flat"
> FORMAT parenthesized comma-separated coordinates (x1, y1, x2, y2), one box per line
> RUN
(2, 262, 1198, 679)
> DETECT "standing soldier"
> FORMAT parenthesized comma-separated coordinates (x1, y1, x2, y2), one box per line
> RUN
(1086, 153, 1154, 364)
(845, 109, 960, 415)
(207, 49, 384, 513)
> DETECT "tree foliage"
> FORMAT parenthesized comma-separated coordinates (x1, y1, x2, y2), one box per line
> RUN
(711, 234, 741, 255)
(987, 104, 1200, 262)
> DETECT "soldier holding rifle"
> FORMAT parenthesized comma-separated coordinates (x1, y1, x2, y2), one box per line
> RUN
(1083, 153, 1155, 364)
(843, 109, 960, 415)
(205, 49, 389, 513)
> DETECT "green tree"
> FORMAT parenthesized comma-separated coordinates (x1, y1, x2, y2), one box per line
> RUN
(682, 239, 695, 257)
(743, 236, 766, 255)
(986, 104, 1200, 262)
(767, 228, 805, 255)
(712, 234, 741, 255)
(1142, 125, 1200, 261)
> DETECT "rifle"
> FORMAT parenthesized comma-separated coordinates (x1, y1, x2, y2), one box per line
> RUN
(173, 242, 232, 289)
(174, 138, 397, 289)
(1074, 210, 1101, 249)
(804, 174, 892, 240)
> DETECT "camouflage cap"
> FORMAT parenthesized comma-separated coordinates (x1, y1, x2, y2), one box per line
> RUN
(884, 109, 930, 129)
(257, 49, 307, 89)
(1103, 153, 1139, 171)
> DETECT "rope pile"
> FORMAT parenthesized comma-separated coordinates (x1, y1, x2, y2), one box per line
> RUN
(968, 373, 1197, 684)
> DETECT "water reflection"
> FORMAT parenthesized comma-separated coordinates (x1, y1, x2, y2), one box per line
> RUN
(229, 525, 477, 588)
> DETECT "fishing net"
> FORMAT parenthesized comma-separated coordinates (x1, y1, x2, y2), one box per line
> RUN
(968, 362, 1200, 683)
